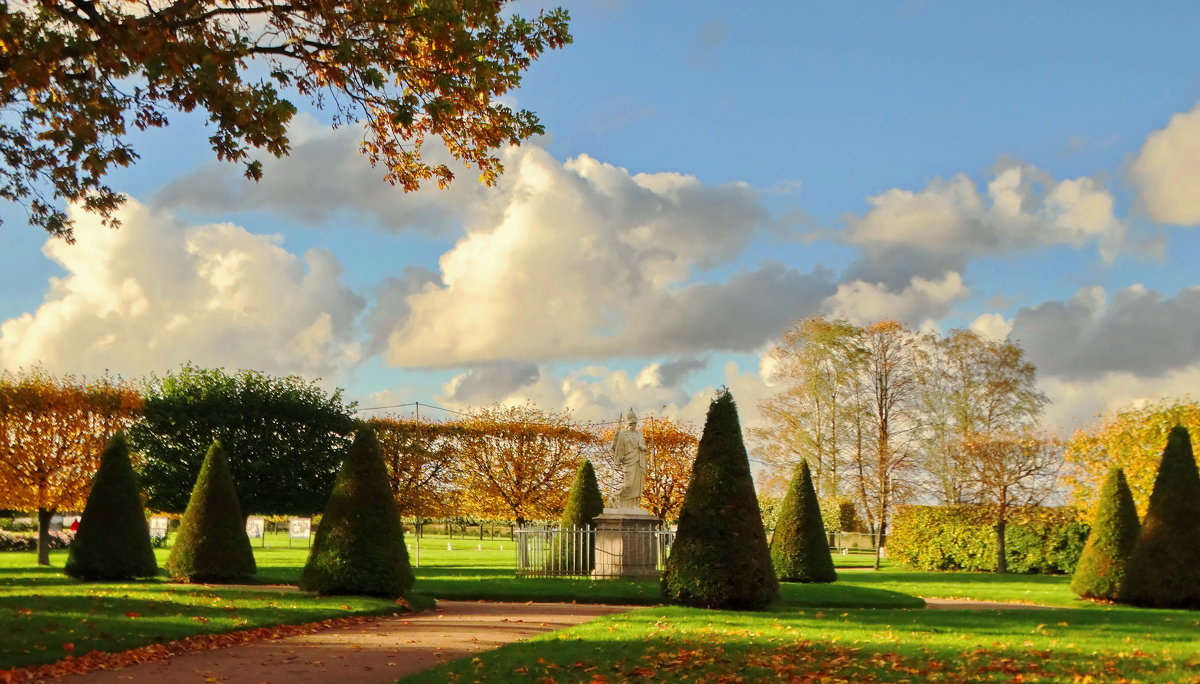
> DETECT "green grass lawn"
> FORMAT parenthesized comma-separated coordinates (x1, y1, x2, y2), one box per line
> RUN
(6, 537, 1199, 681)
(405, 603, 1200, 683)
(0, 550, 430, 671)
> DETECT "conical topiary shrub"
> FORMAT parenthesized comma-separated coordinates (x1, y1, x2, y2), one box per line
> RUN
(300, 427, 413, 597)
(165, 440, 256, 582)
(551, 459, 605, 574)
(1120, 425, 1200, 608)
(770, 461, 837, 583)
(1070, 467, 1139, 600)
(662, 390, 778, 609)
(65, 434, 158, 580)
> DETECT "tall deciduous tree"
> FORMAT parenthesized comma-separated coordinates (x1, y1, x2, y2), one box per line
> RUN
(0, 1, 571, 239)
(129, 364, 355, 515)
(0, 368, 142, 565)
(753, 317, 866, 498)
(369, 416, 462, 519)
(849, 320, 920, 554)
(453, 404, 593, 526)
(962, 430, 1062, 573)
(1063, 398, 1200, 518)
(917, 330, 1047, 505)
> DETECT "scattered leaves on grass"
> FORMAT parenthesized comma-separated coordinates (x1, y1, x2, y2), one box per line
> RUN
(0, 614, 385, 682)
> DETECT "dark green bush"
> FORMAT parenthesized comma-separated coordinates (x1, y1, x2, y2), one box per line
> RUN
(65, 434, 158, 580)
(165, 441, 257, 582)
(770, 461, 837, 583)
(300, 427, 413, 597)
(1071, 467, 1140, 600)
(662, 390, 778, 610)
(550, 459, 604, 574)
(1121, 426, 1200, 609)
(889, 505, 1087, 574)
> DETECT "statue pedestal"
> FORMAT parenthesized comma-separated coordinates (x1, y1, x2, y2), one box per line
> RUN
(592, 508, 662, 579)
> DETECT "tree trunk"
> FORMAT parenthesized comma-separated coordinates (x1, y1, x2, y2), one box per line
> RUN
(37, 508, 55, 566)
(995, 519, 1007, 574)
(874, 519, 888, 570)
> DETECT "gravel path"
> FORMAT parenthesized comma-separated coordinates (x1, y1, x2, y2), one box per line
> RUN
(47, 601, 637, 684)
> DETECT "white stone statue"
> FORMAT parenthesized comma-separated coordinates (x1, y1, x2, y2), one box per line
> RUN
(611, 409, 647, 509)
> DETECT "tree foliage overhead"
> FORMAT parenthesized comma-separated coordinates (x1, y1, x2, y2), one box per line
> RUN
(1064, 398, 1200, 519)
(0, 0, 572, 239)
(128, 364, 355, 515)
(0, 367, 142, 565)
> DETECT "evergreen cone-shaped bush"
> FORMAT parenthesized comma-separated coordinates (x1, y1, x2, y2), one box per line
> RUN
(663, 390, 778, 609)
(770, 461, 837, 583)
(1120, 425, 1200, 608)
(552, 459, 605, 574)
(65, 434, 158, 580)
(300, 427, 413, 597)
(1070, 467, 1139, 600)
(165, 441, 256, 582)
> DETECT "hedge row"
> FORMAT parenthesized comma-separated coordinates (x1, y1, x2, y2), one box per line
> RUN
(0, 530, 74, 552)
(888, 505, 1089, 574)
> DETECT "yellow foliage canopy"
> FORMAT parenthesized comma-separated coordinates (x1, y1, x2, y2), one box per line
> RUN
(0, 368, 142, 513)
(1063, 397, 1200, 518)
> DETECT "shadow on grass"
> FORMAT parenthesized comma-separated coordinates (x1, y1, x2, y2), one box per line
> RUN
(401, 605, 1200, 684)
(778, 582, 924, 609)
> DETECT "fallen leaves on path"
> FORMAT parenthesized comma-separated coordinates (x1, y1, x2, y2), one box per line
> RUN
(0, 614, 388, 683)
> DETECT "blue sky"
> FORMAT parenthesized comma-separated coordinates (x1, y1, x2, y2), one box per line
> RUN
(2, 1, 1200, 432)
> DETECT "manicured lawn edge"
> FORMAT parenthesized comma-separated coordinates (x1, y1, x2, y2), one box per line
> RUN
(1, 594, 435, 681)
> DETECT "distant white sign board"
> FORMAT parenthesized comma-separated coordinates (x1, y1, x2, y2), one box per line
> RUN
(245, 516, 265, 539)
(149, 516, 169, 540)
(289, 518, 311, 539)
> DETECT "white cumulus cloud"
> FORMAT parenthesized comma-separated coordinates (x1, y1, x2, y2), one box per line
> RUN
(1129, 102, 1200, 226)
(0, 198, 364, 380)
(378, 146, 831, 367)
(844, 164, 1128, 286)
(822, 271, 969, 327)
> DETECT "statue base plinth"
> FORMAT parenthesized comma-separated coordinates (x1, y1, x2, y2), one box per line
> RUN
(592, 508, 662, 579)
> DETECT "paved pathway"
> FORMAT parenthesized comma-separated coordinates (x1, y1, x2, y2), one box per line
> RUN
(49, 601, 637, 684)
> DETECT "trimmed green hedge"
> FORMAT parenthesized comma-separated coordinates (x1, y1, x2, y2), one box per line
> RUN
(889, 505, 1088, 574)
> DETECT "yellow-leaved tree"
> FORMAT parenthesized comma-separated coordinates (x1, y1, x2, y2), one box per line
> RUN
(368, 416, 463, 520)
(452, 404, 594, 526)
(0, 368, 143, 564)
(1063, 398, 1200, 518)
